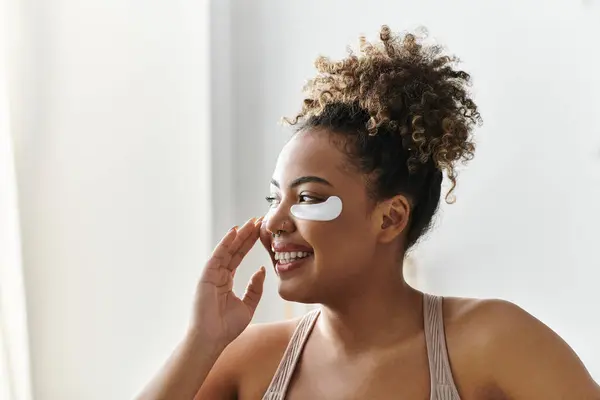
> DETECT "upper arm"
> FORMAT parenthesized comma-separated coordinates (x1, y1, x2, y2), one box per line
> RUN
(477, 300, 600, 399)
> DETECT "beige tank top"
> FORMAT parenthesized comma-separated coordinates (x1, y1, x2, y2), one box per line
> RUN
(262, 293, 461, 400)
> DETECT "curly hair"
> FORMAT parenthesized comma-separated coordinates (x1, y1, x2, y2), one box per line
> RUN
(285, 25, 482, 248)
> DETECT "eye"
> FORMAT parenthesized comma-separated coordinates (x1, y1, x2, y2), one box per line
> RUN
(265, 195, 280, 207)
(299, 194, 322, 203)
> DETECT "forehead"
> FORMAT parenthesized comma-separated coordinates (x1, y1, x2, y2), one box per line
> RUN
(272, 130, 352, 185)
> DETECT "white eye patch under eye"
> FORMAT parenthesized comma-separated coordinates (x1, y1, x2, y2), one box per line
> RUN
(290, 196, 343, 221)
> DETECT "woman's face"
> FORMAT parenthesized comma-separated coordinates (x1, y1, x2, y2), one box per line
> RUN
(259, 129, 388, 303)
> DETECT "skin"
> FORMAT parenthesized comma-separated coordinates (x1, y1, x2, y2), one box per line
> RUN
(137, 129, 600, 400)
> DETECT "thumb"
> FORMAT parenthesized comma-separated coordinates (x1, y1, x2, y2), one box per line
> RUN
(242, 266, 266, 315)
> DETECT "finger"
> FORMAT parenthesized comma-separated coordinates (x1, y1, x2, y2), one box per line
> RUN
(226, 235, 259, 272)
(227, 217, 259, 255)
(259, 217, 271, 252)
(226, 222, 261, 271)
(205, 226, 237, 270)
(242, 266, 266, 314)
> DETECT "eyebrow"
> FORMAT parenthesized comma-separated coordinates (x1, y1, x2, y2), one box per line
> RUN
(270, 176, 333, 189)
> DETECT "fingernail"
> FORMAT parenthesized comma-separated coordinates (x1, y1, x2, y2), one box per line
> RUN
(230, 225, 238, 232)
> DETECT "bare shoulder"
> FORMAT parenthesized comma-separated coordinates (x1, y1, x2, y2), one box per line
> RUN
(195, 317, 299, 400)
(226, 317, 299, 367)
(443, 297, 526, 341)
(441, 297, 600, 400)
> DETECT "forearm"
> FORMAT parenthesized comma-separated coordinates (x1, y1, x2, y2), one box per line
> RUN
(135, 331, 225, 400)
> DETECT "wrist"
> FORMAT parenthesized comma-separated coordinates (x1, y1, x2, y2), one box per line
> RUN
(183, 328, 228, 359)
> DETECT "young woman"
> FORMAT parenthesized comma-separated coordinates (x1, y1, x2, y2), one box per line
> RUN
(136, 26, 599, 400)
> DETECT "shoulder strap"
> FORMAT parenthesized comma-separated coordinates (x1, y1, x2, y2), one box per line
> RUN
(423, 293, 462, 400)
(262, 309, 320, 400)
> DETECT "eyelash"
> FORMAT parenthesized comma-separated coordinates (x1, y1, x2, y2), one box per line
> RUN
(265, 196, 278, 206)
(265, 195, 320, 206)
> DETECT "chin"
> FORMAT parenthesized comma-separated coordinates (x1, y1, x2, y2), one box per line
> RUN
(277, 280, 318, 304)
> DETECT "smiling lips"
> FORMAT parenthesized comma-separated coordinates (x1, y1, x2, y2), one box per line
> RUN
(270, 242, 314, 273)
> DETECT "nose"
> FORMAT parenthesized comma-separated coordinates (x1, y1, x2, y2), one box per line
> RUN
(260, 205, 295, 253)
(264, 203, 295, 237)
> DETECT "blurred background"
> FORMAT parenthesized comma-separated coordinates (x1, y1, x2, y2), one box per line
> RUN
(1, 0, 599, 399)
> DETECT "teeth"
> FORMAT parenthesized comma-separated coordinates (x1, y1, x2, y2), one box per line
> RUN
(274, 251, 312, 262)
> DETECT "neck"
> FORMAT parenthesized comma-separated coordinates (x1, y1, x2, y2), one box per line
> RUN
(317, 256, 424, 355)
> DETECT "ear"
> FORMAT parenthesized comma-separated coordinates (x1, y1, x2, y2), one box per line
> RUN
(377, 195, 411, 244)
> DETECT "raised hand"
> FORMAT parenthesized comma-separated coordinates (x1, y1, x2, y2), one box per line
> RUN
(191, 217, 266, 349)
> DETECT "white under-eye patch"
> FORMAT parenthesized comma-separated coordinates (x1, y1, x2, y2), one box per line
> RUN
(290, 196, 343, 221)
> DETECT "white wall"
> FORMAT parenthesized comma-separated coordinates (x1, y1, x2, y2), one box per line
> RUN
(12, 1, 211, 399)
(223, 0, 600, 380)
(10, 0, 600, 398)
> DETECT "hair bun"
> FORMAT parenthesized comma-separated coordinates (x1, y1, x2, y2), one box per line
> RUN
(287, 25, 482, 202)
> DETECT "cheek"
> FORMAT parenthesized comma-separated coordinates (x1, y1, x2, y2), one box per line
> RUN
(301, 215, 361, 252)
(309, 227, 372, 282)
(306, 212, 375, 261)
